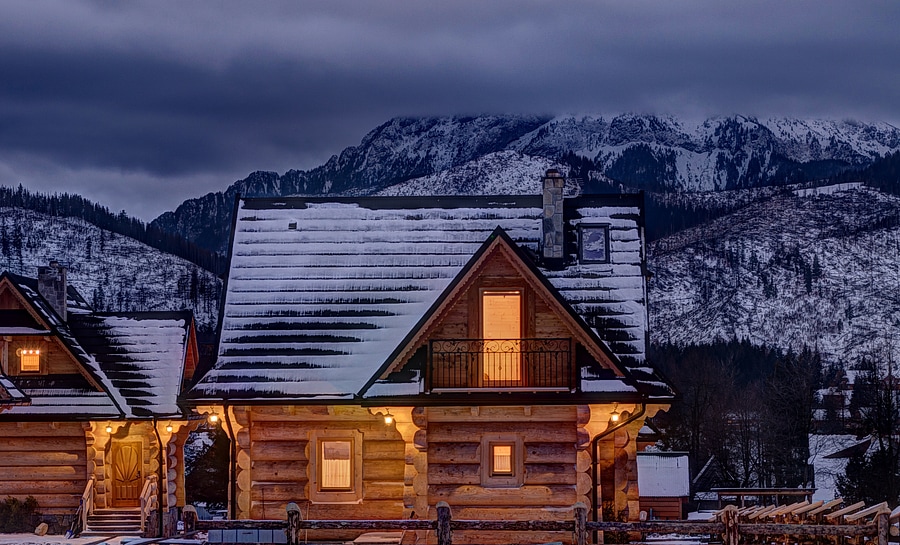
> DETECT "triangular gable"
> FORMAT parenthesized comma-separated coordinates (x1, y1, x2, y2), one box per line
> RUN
(359, 227, 632, 396)
(0, 274, 125, 417)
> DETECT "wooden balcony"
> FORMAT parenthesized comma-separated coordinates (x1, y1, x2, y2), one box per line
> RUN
(427, 338, 573, 392)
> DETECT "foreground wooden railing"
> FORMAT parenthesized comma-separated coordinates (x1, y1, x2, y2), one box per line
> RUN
(139, 475, 158, 534)
(183, 502, 895, 545)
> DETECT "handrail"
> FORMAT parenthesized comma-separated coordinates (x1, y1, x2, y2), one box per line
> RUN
(139, 475, 158, 534)
(76, 476, 94, 537)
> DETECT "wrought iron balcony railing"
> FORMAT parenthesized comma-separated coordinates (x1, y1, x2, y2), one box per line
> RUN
(427, 338, 573, 391)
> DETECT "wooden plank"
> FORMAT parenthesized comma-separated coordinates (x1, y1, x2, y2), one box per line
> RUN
(0, 480, 86, 495)
(825, 501, 867, 521)
(425, 406, 577, 423)
(0, 422, 85, 437)
(363, 440, 406, 459)
(523, 463, 577, 486)
(449, 506, 575, 521)
(0, 437, 86, 451)
(889, 505, 900, 522)
(0, 493, 80, 509)
(250, 441, 309, 462)
(0, 466, 83, 480)
(427, 422, 576, 443)
(844, 502, 889, 522)
(0, 450, 85, 466)
(250, 483, 308, 503)
(362, 459, 405, 481)
(524, 442, 577, 464)
(250, 420, 390, 441)
(808, 498, 844, 516)
(746, 505, 776, 520)
(250, 460, 309, 482)
(428, 442, 480, 464)
(363, 481, 404, 500)
(794, 500, 824, 516)
(428, 484, 576, 507)
(428, 463, 481, 485)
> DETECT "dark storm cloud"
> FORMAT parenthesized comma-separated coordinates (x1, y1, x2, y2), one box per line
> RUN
(0, 0, 898, 219)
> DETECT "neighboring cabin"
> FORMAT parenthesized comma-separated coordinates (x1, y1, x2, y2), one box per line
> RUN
(636, 452, 690, 520)
(185, 171, 675, 544)
(0, 261, 200, 535)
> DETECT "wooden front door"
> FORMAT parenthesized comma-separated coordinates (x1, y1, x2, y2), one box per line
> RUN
(111, 441, 142, 507)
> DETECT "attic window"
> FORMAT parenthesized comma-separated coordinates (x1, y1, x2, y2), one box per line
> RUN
(288, 222, 297, 230)
(17, 348, 41, 373)
(579, 224, 610, 264)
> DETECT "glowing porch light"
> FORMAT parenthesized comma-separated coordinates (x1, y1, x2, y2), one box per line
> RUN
(610, 404, 620, 423)
(383, 411, 394, 425)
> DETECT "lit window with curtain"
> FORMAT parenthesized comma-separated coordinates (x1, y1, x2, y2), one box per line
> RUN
(17, 348, 41, 373)
(320, 440, 352, 490)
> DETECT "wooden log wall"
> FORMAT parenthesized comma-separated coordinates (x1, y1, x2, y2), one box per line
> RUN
(234, 405, 408, 542)
(0, 421, 87, 515)
(596, 419, 642, 521)
(87, 421, 160, 509)
(422, 405, 589, 545)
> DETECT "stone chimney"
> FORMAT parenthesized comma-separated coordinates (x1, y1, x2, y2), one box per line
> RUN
(37, 261, 67, 322)
(542, 169, 565, 265)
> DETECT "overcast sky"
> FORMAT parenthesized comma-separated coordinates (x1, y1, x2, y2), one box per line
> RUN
(1, 1, 898, 221)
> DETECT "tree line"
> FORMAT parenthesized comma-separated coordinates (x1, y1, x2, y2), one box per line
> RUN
(0, 185, 226, 274)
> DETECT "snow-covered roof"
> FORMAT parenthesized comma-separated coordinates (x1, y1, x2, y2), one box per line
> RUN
(190, 194, 673, 401)
(637, 452, 691, 497)
(68, 312, 192, 417)
(0, 272, 194, 419)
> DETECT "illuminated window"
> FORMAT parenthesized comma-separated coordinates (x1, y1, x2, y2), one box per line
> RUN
(17, 348, 41, 373)
(491, 444, 514, 476)
(309, 430, 362, 503)
(320, 440, 352, 490)
(481, 289, 522, 384)
(481, 434, 523, 487)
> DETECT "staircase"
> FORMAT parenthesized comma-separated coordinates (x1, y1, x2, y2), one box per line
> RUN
(82, 507, 144, 537)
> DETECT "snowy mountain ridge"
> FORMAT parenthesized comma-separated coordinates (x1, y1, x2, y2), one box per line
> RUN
(151, 114, 900, 253)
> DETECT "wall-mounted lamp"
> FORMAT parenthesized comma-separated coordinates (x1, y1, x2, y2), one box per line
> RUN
(383, 411, 394, 425)
(610, 404, 620, 423)
(208, 414, 219, 424)
(105, 424, 113, 433)
(165, 424, 174, 433)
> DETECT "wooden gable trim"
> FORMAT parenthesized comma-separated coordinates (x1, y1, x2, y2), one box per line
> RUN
(0, 277, 106, 393)
(182, 318, 199, 386)
(361, 229, 626, 394)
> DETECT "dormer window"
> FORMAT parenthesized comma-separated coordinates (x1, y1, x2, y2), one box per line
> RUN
(17, 348, 41, 373)
(579, 224, 610, 264)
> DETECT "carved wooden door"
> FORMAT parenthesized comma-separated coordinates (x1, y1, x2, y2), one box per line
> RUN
(111, 441, 142, 507)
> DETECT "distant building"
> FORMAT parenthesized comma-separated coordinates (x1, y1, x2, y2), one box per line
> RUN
(637, 452, 690, 520)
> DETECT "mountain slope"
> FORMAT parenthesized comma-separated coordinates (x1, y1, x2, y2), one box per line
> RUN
(0, 207, 222, 333)
(151, 114, 900, 254)
(648, 183, 900, 366)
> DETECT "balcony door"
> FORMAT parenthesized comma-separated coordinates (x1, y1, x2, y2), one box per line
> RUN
(481, 289, 522, 386)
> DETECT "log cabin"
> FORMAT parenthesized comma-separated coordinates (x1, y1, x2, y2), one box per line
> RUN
(0, 262, 200, 535)
(185, 170, 676, 544)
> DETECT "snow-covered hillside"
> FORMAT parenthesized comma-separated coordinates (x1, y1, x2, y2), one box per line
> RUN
(0, 207, 221, 333)
(649, 184, 900, 367)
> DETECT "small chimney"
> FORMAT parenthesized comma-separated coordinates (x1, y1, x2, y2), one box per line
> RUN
(37, 261, 67, 322)
(542, 169, 565, 264)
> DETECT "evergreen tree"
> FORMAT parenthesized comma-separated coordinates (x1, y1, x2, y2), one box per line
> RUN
(185, 427, 230, 509)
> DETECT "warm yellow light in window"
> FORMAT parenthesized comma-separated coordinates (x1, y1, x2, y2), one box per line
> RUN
(492, 444, 513, 475)
(321, 440, 352, 490)
(482, 290, 521, 382)
(16, 348, 41, 372)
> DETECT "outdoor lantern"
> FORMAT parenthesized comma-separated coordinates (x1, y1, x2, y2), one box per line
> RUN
(610, 404, 620, 423)
(105, 424, 113, 433)
(383, 411, 394, 425)
(165, 424, 173, 433)
(209, 414, 219, 424)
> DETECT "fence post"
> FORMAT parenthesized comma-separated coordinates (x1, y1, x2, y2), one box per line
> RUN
(574, 502, 587, 545)
(722, 505, 739, 545)
(876, 512, 889, 545)
(436, 501, 452, 545)
(182, 505, 197, 536)
(287, 502, 301, 545)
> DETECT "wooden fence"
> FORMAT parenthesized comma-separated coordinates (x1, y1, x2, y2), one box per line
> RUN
(183, 501, 898, 545)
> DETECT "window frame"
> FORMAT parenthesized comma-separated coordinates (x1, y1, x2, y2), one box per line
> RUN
(479, 287, 525, 387)
(578, 223, 611, 264)
(481, 433, 524, 488)
(309, 430, 363, 504)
